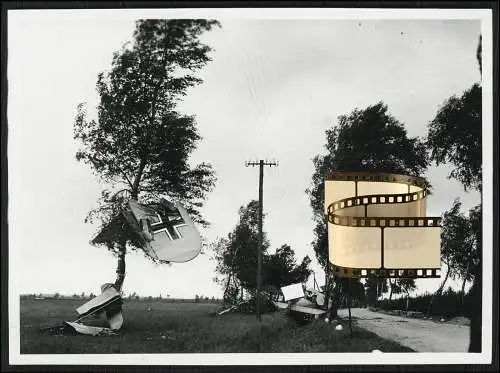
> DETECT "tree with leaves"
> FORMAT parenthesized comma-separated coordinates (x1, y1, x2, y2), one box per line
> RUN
(387, 278, 416, 304)
(427, 199, 474, 316)
(397, 279, 417, 311)
(427, 84, 481, 192)
(426, 35, 482, 352)
(212, 200, 269, 302)
(262, 244, 312, 291)
(212, 201, 312, 304)
(307, 101, 429, 317)
(74, 19, 220, 291)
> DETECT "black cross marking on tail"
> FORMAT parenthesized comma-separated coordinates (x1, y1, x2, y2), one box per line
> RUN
(150, 210, 186, 241)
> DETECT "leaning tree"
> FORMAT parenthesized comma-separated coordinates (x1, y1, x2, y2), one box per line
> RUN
(74, 19, 220, 291)
(307, 101, 429, 317)
(426, 198, 477, 317)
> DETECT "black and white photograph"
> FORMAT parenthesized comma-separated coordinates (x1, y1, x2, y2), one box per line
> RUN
(3, 5, 496, 368)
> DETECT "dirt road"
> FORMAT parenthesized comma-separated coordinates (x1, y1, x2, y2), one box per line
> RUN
(338, 308, 470, 352)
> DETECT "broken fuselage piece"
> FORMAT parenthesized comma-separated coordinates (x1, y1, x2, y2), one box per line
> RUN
(62, 283, 123, 336)
(273, 283, 327, 323)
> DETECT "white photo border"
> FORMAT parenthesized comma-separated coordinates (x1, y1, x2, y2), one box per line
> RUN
(7, 6, 494, 366)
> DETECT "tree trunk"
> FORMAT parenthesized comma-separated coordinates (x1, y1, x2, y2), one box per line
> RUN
(427, 263, 450, 317)
(328, 277, 340, 319)
(459, 276, 467, 315)
(460, 276, 467, 296)
(388, 279, 394, 301)
(114, 241, 126, 291)
(460, 262, 471, 315)
(468, 273, 482, 352)
(324, 267, 336, 318)
(347, 278, 352, 333)
(468, 244, 482, 352)
(223, 272, 233, 303)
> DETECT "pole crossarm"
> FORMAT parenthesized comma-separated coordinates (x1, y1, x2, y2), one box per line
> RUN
(245, 159, 279, 167)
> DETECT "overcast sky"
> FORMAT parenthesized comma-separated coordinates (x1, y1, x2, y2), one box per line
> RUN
(8, 12, 483, 298)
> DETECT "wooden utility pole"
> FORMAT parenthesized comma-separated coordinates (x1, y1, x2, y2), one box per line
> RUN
(245, 159, 278, 321)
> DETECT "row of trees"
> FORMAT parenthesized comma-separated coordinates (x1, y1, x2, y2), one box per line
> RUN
(21, 293, 96, 299)
(306, 36, 482, 352)
(376, 286, 477, 318)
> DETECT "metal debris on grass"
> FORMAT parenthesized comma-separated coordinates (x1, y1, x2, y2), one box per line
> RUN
(272, 282, 328, 324)
(64, 322, 118, 336)
(40, 198, 204, 337)
(40, 283, 124, 336)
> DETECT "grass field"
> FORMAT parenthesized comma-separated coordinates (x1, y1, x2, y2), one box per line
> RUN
(20, 299, 413, 354)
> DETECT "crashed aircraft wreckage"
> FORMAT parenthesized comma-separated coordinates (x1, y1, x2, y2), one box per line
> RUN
(41, 283, 123, 336)
(64, 283, 123, 336)
(216, 281, 328, 322)
(273, 283, 327, 322)
(123, 199, 202, 263)
(42, 199, 202, 336)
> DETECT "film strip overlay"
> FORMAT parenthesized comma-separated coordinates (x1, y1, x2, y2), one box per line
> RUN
(330, 266, 440, 278)
(325, 172, 441, 278)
